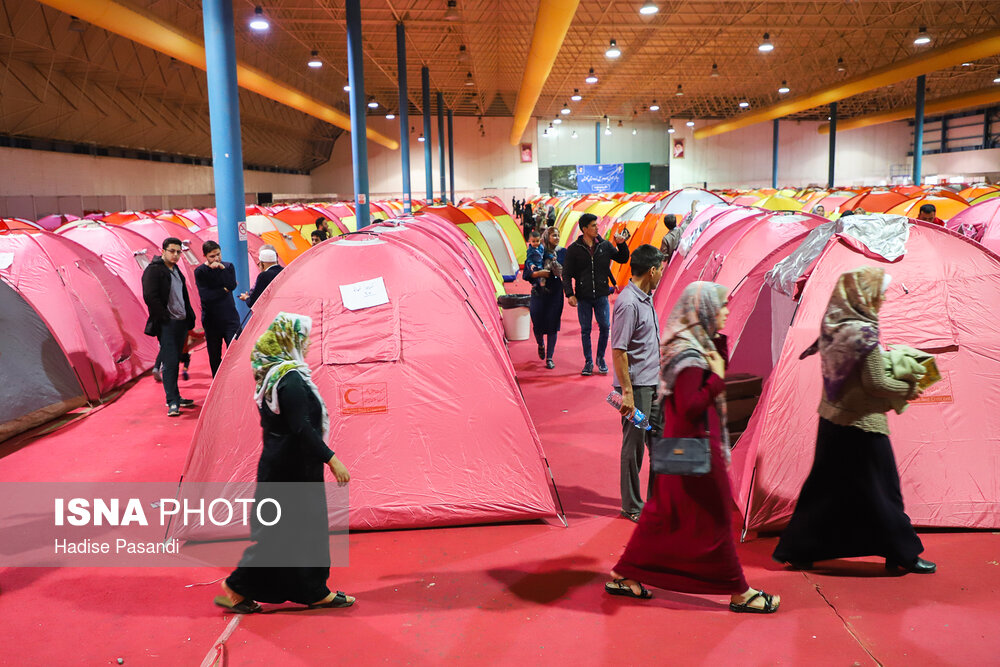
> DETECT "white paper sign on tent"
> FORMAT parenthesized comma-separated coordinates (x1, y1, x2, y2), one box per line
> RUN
(0, 252, 13, 270)
(340, 276, 390, 311)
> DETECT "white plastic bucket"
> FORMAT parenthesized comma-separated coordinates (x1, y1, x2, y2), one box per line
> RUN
(501, 307, 531, 341)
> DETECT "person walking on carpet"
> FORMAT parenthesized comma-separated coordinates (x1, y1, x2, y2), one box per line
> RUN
(610, 244, 665, 522)
(525, 226, 567, 369)
(215, 312, 355, 613)
(772, 266, 935, 574)
(606, 281, 780, 613)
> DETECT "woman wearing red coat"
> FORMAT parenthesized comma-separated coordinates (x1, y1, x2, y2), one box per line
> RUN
(606, 281, 780, 613)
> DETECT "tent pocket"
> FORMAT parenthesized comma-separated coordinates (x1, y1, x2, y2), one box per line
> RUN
(321, 299, 400, 365)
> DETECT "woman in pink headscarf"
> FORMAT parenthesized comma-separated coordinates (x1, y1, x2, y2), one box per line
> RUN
(606, 281, 780, 614)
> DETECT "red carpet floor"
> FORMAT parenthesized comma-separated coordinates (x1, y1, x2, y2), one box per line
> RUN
(1, 299, 998, 665)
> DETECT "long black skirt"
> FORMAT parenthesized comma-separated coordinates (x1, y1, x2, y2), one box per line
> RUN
(772, 417, 923, 565)
(529, 285, 564, 335)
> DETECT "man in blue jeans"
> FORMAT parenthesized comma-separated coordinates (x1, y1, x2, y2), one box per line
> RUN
(563, 213, 630, 375)
(142, 237, 197, 417)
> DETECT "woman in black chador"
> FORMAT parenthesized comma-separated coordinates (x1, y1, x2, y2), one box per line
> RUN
(214, 312, 354, 613)
(773, 267, 935, 575)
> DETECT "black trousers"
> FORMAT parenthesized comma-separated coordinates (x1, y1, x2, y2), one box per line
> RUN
(205, 320, 239, 377)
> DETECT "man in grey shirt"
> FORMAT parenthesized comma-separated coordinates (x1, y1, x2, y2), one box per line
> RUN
(610, 244, 665, 521)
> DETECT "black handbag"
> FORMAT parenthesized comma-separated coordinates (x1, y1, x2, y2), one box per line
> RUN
(651, 437, 711, 476)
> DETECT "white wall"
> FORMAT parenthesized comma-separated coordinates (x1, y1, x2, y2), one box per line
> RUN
(922, 147, 1000, 183)
(0, 146, 312, 219)
(311, 116, 539, 205)
(535, 119, 670, 168)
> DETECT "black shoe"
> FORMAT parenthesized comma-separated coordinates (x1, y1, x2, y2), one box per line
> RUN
(167, 403, 181, 417)
(537, 344, 545, 360)
(620, 510, 640, 523)
(595, 359, 609, 375)
(581, 362, 593, 376)
(182, 369, 190, 381)
(166, 399, 196, 408)
(886, 557, 936, 574)
(545, 359, 555, 369)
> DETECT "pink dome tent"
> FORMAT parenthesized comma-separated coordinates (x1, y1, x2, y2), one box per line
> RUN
(125, 218, 206, 317)
(0, 230, 158, 402)
(946, 198, 1000, 253)
(35, 213, 80, 231)
(56, 221, 161, 302)
(725, 219, 1000, 533)
(171, 232, 560, 540)
(194, 226, 266, 283)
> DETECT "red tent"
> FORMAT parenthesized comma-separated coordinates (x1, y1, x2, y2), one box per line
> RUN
(56, 222, 160, 302)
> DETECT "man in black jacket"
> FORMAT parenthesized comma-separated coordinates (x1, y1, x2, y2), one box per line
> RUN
(194, 240, 240, 377)
(142, 237, 196, 417)
(239, 246, 283, 309)
(563, 213, 630, 376)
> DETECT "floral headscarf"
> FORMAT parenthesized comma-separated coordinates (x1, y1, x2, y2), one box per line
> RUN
(251, 312, 329, 439)
(658, 281, 731, 451)
(807, 266, 885, 400)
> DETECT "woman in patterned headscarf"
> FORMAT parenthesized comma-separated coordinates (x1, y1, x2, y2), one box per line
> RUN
(215, 312, 355, 614)
(773, 267, 934, 574)
(606, 282, 781, 613)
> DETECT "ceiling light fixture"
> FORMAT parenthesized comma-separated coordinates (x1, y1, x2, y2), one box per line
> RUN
(249, 6, 270, 31)
(675, 84, 684, 96)
(710, 63, 719, 77)
(385, 113, 396, 120)
(571, 130, 578, 139)
(367, 97, 379, 109)
(561, 103, 571, 115)
(585, 67, 599, 84)
(639, 1, 659, 15)
(444, 0, 460, 21)
(465, 72, 474, 86)
(914, 27, 931, 46)
(649, 100, 660, 111)
(617, 119, 624, 128)
(307, 50, 322, 68)
(686, 120, 695, 127)
(758, 32, 773, 53)
(604, 115, 612, 136)
(553, 116, 562, 125)
(68, 16, 85, 32)
(458, 45, 470, 63)
(667, 123, 675, 134)
(632, 127, 638, 135)
(418, 134, 425, 142)
(739, 100, 750, 108)
(778, 80, 789, 94)
(606, 39, 621, 59)
(571, 88, 582, 101)
(961, 62, 972, 67)
(836, 57, 846, 73)
(994, 68, 1000, 83)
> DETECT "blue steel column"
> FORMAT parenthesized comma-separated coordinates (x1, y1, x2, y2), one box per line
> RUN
(827, 102, 837, 189)
(396, 23, 412, 214)
(771, 119, 779, 189)
(422, 67, 433, 201)
(201, 0, 248, 315)
(914, 74, 926, 185)
(447, 109, 455, 204)
(437, 92, 446, 203)
(595, 121, 601, 163)
(345, 0, 371, 228)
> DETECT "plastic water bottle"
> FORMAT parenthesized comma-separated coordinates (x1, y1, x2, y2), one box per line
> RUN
(606, 390, 651, 431)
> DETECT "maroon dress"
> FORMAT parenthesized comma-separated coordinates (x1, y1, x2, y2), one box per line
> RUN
(613, 367, 749, 595)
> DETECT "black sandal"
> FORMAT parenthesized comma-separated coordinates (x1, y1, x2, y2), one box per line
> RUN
(729, 590, 779, 614)
(214, 595, 262, 614)
(605, 579, 652, 599)
(309, 591, 355, 608)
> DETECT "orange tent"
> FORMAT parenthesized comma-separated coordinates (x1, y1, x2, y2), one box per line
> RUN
(836, 190, 909, 216)
(100, 211, 145, 225)
(886, 195, 969, 222)
(1, 218, 42, 232)
(244, 214, 310, 264)
(960, 185, 1000, 201)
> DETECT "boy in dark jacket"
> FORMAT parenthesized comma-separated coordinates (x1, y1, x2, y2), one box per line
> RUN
(194, 240, 240, 377)
(142, 237, 196, 416)
(563, 213, 630, 376)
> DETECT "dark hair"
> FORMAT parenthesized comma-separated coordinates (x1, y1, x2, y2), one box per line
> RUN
(578, 213, 598, 231)
(315, 217, 327, 229)
(839, 209, 854, 218)
(919, 203, 936, 215)
(630, 244, 664, 277)
(202, 240, 221, 256)
(664, 214, 677, 230)
(311, 229, 328, 241)
(162, 236, 182, 250)
(528, 229, 541, 239)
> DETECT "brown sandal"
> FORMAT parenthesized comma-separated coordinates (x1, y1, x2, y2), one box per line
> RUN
(214, 595, 262, 614)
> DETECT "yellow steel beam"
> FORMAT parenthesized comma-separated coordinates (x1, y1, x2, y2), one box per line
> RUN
(509, 0, 581, 145)
(818, 86, 1000, 133)
(695, 28, 1000, 140)
(38, 0, 399, 150)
